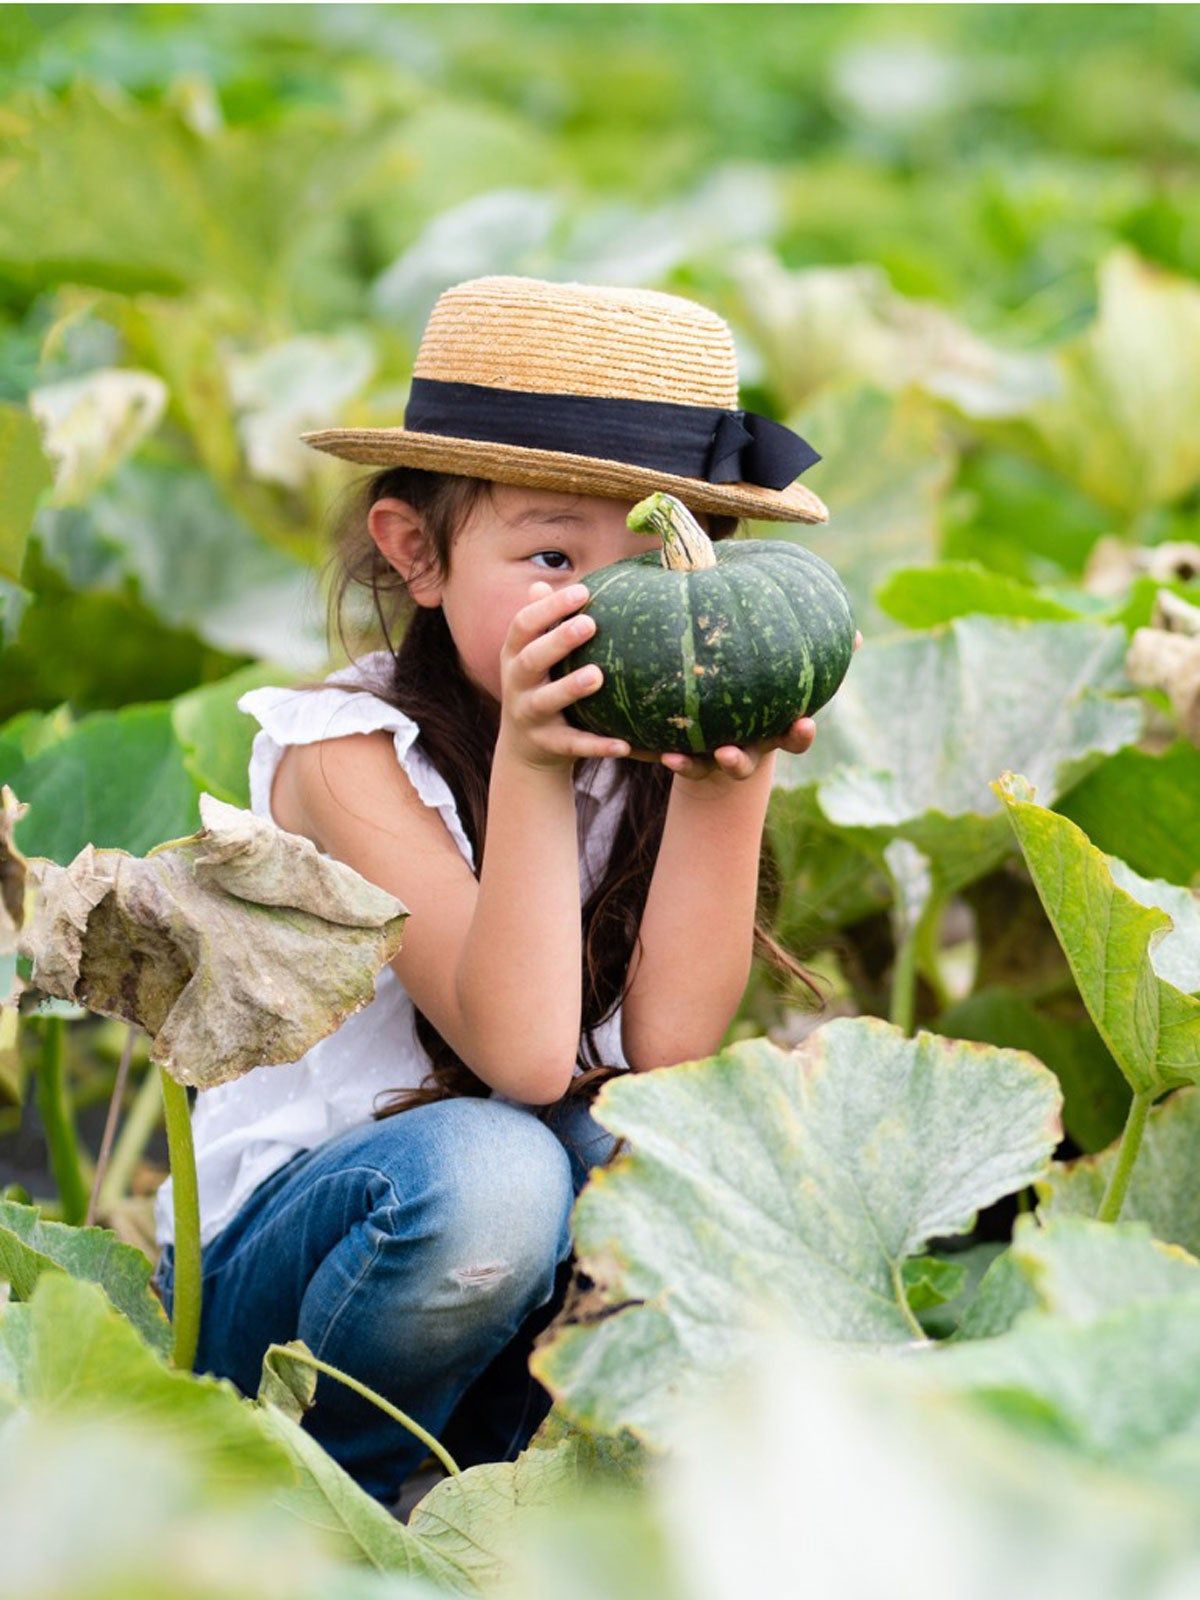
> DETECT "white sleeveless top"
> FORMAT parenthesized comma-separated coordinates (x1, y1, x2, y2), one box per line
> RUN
(154, 650, 631, 1249)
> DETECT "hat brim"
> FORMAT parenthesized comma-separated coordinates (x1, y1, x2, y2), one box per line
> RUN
(297, 427, 829, 525)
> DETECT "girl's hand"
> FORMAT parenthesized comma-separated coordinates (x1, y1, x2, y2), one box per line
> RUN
(497, 580, 631, 773)
(628, 716, 816, 783)
(624, 628, 863, 783)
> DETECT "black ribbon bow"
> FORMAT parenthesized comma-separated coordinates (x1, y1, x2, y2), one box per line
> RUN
(704, 408, 822, 489)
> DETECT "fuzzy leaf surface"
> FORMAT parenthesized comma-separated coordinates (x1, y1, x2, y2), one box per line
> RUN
(532, 1016, 1061, 1442)
(0, 1275, 291, 1493)
(995, 772, 1200, 1097)
(0, 1199, 170, 1357)
(775, 617, 1143, 897)
(1039, 1086, 1200, 1255)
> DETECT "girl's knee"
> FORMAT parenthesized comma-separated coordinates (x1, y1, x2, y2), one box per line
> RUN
(372, 1096, 577, 1287)
(444, 1100, 577, 1275)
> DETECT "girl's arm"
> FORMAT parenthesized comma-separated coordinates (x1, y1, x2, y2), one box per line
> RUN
(453, 736, 585, 1099)
(620, 752, 778, 1073)
(275, 731, 585, 1106)
(280, 581, 629, 1107)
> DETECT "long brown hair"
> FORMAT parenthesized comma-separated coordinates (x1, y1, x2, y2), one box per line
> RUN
(305, 466, 827, 1119)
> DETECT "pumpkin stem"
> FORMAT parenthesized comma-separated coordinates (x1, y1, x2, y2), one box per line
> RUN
(627, 492, 718, 572)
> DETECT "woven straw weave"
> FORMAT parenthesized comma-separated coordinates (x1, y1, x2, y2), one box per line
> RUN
(300, 276, 828, 525)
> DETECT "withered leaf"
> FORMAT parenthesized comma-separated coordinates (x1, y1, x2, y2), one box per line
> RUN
(19, 792, 408, 1089)
(1126, 591, 1200, 746)
(1, 785, 29, 956)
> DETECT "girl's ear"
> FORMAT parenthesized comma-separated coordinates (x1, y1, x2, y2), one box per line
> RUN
(368, 497, 444, 608)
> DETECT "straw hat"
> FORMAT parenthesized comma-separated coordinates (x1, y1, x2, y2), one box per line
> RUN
(299, 275, 828, 525)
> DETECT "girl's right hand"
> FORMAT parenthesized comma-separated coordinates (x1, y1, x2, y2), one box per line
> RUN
(497, 580, 632, 773)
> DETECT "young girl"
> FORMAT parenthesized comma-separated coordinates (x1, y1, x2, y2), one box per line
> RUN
(151, 275, 855, 1510)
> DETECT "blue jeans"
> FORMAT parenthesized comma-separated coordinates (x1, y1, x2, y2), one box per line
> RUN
(151, 1092, 618, 1504)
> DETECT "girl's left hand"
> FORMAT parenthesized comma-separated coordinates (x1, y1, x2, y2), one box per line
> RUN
(624, 629, 862, 783)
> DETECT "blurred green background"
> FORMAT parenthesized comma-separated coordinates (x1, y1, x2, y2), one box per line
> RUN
(4, 15, 1200, 1570)
(2, 0, 1200, 856)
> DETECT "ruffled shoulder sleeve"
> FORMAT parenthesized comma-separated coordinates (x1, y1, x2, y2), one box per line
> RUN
(236, 652, 475, 869)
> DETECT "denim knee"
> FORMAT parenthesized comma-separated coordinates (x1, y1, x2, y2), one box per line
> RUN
(422, 1099, 577, 1286)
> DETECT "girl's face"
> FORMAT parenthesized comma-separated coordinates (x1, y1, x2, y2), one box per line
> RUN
(381, 483, 698, 707)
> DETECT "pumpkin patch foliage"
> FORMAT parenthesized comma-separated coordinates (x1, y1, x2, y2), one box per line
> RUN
(6, 6, 1200, 1595)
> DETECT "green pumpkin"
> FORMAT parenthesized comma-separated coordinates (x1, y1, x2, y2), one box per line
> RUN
(551, 492, 856, 754)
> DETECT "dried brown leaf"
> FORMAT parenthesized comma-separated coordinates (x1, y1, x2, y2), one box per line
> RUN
(1126, 627, 1200, 747)
(1152, 588, 1200, 639)
(1082, 537, 1200, 599)
(1, 785, 29, 956)
(18, 792, 408, 1088)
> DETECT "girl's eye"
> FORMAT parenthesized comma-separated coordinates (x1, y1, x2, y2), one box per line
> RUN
(530, 550, 571, 570)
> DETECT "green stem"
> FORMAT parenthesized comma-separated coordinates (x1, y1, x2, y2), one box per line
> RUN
(890, 891, 947, 1036)
(889, 923, 921, 1035)
(913, 904, 952, 1012)
(276, 1347, 462, 1477)
(1096, 1090, 1152, 1224)
(35, 1017, 89, 1225)
(890, 1260, 928, 1342)
(159, 1069, 201, 1372)
(98, 1052, 162, 1212)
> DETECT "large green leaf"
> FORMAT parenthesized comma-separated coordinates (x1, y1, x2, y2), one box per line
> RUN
(1056, 739, 1200, 887)
(0, 401, 51, 582)
(934, 987, 1130, 1153)
(254, 1404, 457, 1581)
(172, 661, 295, 807)
(1, 702, 200, 862)
(939, 448, 1115, 585)
(1039, 1086, 1200, 1256)
(531, 1017, 1061, 1442)
(0, 1411, 416, 1600)
(0, 1275, 291, 1493)
(875, 561, 1200, 636)
(960, 1211, 1200, 1341)
(34, 459, 325, 669)
(0, 1199, 170, 1356)
(0, 548, 245, 724)
(762, 783, 891, 953)
(255, 1344, 642, 1592)
(995, 771, 1200, 1096)
(1015, 247, 1200, 519)
(935, 1292, 1200, 1473)
(775, 617, 1144, 901)
(876, 560, 1082, 628)
(1006, 1213, 1200, 1322)
(0, 84, 244, 294)
(405, 1434, 643, 1594)
(0, 82, 354, 304)
(655, 1323, 1200, 1600)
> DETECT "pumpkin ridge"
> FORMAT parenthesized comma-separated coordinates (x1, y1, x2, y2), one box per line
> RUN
(582, 564, 633, 609)
(721, 560, 779, 737)
(678, 585, 705, 753)
(760, 553, 817, 715)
